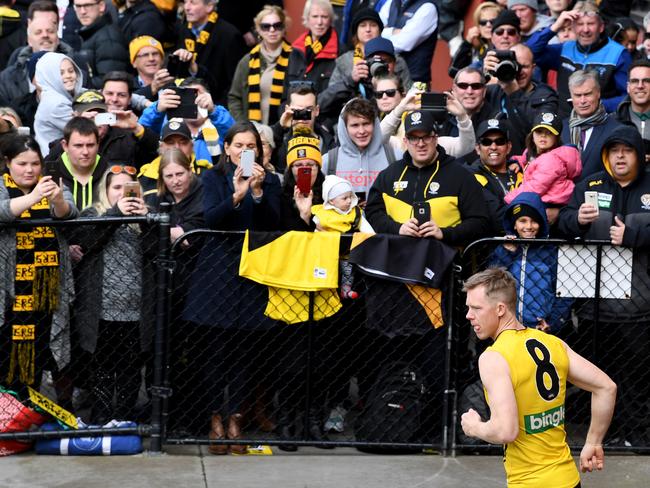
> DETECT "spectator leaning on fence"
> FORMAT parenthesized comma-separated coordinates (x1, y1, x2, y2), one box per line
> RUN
(0, 134, 78, 401)
(365, 109, 491, 247)
(461, 268, 616, 487)
(557, 124, 650, 446)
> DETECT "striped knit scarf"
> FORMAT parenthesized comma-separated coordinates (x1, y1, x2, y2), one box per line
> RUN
(4, 173, 59, 386)
(184, 11, 218, 61)
(304, 28, 331, 72)
(569, 103, 609, 151)
(247, 40, 292, 122)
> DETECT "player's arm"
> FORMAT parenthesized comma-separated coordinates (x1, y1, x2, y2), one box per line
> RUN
(461, 351, 519, 444)
(565, 343, 617, 473)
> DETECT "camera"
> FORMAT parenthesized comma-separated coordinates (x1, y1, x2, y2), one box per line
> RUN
(365, 56, 389, 79)
(492, 50, 519, 82)
(292, 108, 312, 121)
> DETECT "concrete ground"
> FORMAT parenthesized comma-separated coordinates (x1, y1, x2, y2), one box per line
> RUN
(1, 446, 649, 488)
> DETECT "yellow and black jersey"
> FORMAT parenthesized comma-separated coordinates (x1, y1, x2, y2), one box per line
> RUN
(365, 148, 491, 247)
(487, 328, 579, 488)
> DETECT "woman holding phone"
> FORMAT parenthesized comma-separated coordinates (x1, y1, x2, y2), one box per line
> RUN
(0, 135, 77, 401)
(70, 165, 151, 424)
(183, 122, 281, 454)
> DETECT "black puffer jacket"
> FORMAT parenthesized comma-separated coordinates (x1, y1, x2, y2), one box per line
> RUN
(0, 42, 76, 105)
(118, 0, 174, 46)
(77, 13, 129, 88)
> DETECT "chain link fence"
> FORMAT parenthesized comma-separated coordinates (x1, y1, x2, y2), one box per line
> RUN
(1, 222, 649, 456)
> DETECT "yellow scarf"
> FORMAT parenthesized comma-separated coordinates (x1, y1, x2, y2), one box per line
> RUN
(184, 11, 218, 61)
(247, 41, 292, 122)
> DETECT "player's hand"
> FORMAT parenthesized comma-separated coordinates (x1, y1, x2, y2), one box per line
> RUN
(580, 443, 604, 472)
(461, 408, 481, 438)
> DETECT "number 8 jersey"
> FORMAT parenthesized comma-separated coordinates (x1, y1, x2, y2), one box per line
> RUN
(486, 328, 580, 488)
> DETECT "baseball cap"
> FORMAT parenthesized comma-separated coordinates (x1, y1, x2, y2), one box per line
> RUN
(404, 110, 436, 135)
(72, 90, 107, 113)
(364, 37, 395, 59)
(531, 112, 562, 136)
(477, 118, 510, 139)
(161, 118, 192, 141)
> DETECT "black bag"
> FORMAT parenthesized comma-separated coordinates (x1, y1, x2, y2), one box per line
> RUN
(355, 361, 426, 453)
(456, 380, 490, 451)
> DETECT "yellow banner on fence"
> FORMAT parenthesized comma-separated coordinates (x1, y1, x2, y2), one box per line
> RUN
(28, 386, 78, 429)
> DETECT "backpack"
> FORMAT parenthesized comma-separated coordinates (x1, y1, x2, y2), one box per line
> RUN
(355, 361, 426, 453)
(326, 144, 397, 176)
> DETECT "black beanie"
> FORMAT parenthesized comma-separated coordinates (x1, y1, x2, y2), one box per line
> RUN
(351, 8, 384, 36)
(491, 10, 521, 32)
(509, 203, 541, 225)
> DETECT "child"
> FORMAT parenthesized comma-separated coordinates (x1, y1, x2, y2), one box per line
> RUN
(504, 112, 582, 208)
(34, 52, 84, 155)
(490, 192, 572, 333)
(312, 175, 373, 299)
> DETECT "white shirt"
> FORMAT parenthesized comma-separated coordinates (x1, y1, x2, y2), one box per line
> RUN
(378, 0, 438, 53)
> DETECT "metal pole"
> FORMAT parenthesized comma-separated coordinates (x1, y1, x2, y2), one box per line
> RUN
(149, 203, 172, 453)
(303, 291, 315, 440)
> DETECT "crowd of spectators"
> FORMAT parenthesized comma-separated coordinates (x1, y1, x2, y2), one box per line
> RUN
(0, 0, 649, 451)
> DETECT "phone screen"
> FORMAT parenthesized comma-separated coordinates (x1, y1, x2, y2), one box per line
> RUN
(296, 167, 312, 195)
(123, 181, 141, 199)
(168, 87, 198, 119)
(421, 92, 447, 110)
(240, 149, 255, 178)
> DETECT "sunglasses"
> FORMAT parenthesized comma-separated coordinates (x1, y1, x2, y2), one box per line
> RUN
(455, 82, 485, 90)
(493, 27, 518, 37)
(479, 137, 508, 146)
(374, 89, 398, 99)
(259, 22, 284, 32)
(109, 164, 137, 176)
(478, 19, 495, 26)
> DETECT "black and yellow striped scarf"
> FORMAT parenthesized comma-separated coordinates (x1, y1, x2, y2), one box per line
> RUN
(184, 11, 218, 61)
(304, 28, 331, 71)
(247, 40, 292, 122)
(4, 174, 60, 385)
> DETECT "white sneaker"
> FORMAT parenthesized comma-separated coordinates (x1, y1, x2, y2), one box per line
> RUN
(324, 406, 347, 433)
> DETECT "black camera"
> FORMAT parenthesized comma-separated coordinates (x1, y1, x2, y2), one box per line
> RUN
(492, 50, 519, 82)
(365, 56, 389, 79)
(292, 108, 312, 121)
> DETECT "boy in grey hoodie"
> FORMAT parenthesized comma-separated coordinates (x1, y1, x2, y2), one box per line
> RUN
(34, 52, 84, 155)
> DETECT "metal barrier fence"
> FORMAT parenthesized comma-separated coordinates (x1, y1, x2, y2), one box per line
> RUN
(1, 224, 649, 456)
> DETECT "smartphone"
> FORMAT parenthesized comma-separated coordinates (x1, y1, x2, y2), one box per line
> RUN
(45, 161, 61, 182)
(240, 149, 255, 178)
(421, 92, 447, 110)
(168, 87, 198, 119)
(123, 181, 142, 199)
(94, 112, 116, 126)
(166, 54, 190, 78)
(413, 201, 431, 225)
(17, 126, 30, 136)
(584, 191, 599, 214)
(296, 167, 312, 196)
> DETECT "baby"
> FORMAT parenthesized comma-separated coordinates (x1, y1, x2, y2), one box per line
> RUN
(312, 175, 373, 299)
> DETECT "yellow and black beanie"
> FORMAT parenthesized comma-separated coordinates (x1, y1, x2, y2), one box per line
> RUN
(286, 136, 322, 167)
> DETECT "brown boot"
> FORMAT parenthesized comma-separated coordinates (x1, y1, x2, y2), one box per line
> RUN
(255, 393, 276, 433)
(227, 413, 247, 455)
(208, 414, 228, 455)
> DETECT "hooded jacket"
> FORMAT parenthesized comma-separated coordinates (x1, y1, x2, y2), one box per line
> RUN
(505, 145, 582, 206)
(490, 192, 572, 332)
(34, 52, 84, 156)
(322, 113, 392, 198)
(311, 174, 374, 233)
(558, 125, 650, 321)
(365, 145, 491, 247)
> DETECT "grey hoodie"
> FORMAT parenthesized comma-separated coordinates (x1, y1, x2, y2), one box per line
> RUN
(322, 114, 391, 198)
(34, 52, 84, 155)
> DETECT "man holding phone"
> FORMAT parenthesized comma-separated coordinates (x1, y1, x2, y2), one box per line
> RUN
(558, 124, 650, 448)
(365, 110, 490, 247)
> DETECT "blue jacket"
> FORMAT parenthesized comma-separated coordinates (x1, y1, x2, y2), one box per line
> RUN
(490, 192, 572, 332)
(527, 27, 631, 116)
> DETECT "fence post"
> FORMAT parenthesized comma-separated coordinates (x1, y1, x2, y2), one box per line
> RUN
(149, 203, 172, 453)
(303, 291, 315, 441)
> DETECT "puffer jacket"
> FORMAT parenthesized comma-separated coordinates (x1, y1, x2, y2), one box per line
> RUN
(505, 145, 582, 206)
(490, 192, 572, 332)
(77, 13, 129, 88)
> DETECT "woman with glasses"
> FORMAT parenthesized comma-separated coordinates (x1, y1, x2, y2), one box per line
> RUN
(373, 73, 475, 159)
(68, 163, 150, 424)
(0, 135, 77, 403)
(228, 5, 292, 125)
(449, 2, 503, 77)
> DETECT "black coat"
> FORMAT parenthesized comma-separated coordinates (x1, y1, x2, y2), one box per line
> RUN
(0, 7, 25, 72)
(77, 13, 130, 88)
(177, 18, 246, 107)
(118, 0, 174, 45)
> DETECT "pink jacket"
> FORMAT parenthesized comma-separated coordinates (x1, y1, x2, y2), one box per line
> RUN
(504, 145, 582, 205)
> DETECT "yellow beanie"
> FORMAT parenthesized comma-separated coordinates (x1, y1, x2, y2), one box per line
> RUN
(286, 136, 322, 167)
(129, 36, 164, 65)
